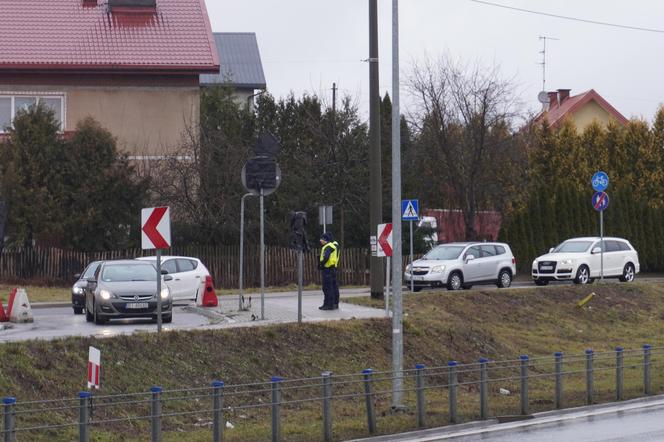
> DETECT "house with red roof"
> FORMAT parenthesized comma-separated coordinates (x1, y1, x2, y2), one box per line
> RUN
(0, 0, 219, 157)
(535, 89, 628, 131)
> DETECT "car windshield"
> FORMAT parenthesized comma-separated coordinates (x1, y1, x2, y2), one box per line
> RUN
(82, 262, 100, 279)
(101, 264, 157, 282)
(553, 241, 592, 253)
(423, 245, 465, 261)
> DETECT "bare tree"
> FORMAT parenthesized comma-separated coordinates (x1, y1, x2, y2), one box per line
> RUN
(407, 57, 527, 240)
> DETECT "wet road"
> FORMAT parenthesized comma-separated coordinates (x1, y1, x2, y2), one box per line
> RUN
(458, 403, 664, 441)
(352, 396, 664, 442)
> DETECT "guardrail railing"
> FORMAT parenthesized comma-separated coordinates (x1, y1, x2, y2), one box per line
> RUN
(2, 344, 661, 441)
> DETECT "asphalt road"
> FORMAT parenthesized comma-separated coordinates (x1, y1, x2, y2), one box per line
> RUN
(353, 396, 664, 442)
(0, 288, 384, 342)
(2, 277, 663, 342)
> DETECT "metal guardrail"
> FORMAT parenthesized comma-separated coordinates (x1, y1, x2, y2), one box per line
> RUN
(1, 344, 662, 441)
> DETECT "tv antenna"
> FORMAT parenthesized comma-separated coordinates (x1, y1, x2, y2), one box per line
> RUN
(538, 35, 559, 92)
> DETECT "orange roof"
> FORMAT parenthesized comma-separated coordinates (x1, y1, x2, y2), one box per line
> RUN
(537, 89, 628, 127)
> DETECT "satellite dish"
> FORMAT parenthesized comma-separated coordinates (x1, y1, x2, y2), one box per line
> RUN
(537, 91, 550, 104)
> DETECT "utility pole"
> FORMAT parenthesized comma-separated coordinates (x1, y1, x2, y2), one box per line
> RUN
(332, 82, 337, 114)
(369, 0, 384, 299)
(391, 0, 404, 409)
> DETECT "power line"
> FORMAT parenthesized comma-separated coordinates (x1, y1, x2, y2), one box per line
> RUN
(469, 0, 664, 34)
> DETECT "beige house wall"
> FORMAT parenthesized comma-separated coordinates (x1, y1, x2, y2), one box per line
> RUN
(67, 87, 199, 155)
(0, 74, 200, 156)
(569, 100, 614, 131)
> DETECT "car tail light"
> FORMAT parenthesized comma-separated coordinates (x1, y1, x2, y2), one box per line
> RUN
(512, 257, 516, 265)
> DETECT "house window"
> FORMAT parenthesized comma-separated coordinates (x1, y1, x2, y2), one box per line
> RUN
(0, 97, 10, 132)
(0, 94, 65, 133)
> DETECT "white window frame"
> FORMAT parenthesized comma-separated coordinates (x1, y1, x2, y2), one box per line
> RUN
(0, 92, 66, 134)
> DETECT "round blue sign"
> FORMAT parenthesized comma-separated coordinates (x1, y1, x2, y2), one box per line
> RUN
(592, 171, 609, 192)
(592, 191, 609, 212)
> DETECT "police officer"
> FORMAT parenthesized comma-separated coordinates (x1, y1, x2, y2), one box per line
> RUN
(318, 232, 340, 310)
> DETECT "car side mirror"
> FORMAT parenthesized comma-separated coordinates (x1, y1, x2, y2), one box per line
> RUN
(74, 273, 81, 279)
(466, 254, 476, 262)
(86, 278, 97, 288)
(164, 275, 173, 282)
(592, 247, 601, 254)
(549, 248, 554, 253)
(161, 269, 169, 275)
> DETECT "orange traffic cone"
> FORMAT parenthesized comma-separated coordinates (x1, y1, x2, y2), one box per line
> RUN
(200, 276, 218, 307)
(6, 288, 17, 318)
(0, 300, 7, 322)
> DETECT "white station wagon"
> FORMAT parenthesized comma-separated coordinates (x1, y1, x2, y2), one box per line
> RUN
(532, 237, 639, 285)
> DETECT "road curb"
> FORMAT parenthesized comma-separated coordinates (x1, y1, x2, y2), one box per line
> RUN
(182, 305, 226, 324)
(31, 302, 70, 309)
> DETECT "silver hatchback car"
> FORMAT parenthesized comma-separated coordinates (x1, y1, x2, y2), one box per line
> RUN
(84, 260, 173, 324)
(404, 242, 517, 291)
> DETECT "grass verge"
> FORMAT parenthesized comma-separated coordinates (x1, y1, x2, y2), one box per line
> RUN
(0, 282, 663, 440)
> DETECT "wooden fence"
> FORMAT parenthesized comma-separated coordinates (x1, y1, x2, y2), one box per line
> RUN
(0, 246, 373, 288)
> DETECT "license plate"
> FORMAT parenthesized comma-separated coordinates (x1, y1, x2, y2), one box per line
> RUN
(126, 302, 148, 309)
(416, 276, 424, 281)
(540, 266, 553, 270)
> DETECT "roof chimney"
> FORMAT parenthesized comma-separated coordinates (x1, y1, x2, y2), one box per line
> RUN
(547, 91, 558, 108)
(558, 89, 571, 104)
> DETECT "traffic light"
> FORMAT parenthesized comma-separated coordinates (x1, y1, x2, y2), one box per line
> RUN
(290, 211, 309, 252)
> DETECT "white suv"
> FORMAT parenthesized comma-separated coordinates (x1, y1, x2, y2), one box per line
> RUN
(404, 242, 517, 291)
(532, 237, 639, 286)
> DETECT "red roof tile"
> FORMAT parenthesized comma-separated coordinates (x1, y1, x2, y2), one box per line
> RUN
(0, 0, 219, 73)
(537, 89, 628, 127)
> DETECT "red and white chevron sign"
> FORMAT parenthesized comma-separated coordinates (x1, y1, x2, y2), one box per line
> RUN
(141, 207, 171, 250)
(377, 223, 393, 257)
(87, 346, 101, 389)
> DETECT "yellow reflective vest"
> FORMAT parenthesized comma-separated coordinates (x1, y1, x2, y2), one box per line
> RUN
(320, 241, 340, 268)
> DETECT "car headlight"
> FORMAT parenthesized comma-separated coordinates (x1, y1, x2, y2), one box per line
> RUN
(406, 264, 412, 272)
(73, 286, 83, 294)
(431, 265, 446, 273)
(160, 287, 170, 299)
(561, 259, 574, 265)
(532, 260, 538, 267)
(99, 289, 112, 300)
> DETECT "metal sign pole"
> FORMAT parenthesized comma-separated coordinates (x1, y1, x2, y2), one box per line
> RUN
(409, 220, 414, 292)
(156, 249, 162, 333)
(297, 250, 303, 323)
(260, 188, 265, 320)
(385, 257, 391, 316)
(600, 210, 604, 282)
(239, 193, 252, 310)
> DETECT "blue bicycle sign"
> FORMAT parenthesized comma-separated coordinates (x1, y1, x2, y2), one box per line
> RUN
(592, 171, 609, 192)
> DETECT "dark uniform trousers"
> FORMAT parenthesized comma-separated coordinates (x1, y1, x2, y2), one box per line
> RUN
(322, 267, 339, 307)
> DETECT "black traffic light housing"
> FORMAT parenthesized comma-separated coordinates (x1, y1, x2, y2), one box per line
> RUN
(290, 211, 309, 252)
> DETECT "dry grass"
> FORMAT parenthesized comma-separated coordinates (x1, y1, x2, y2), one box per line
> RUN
(1, 282, 664, 440)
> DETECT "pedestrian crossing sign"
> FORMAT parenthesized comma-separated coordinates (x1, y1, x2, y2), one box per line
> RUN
(401, 199, 419, 221)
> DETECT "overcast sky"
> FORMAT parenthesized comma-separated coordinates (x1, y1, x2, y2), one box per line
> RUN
(208, 0, 664, 122)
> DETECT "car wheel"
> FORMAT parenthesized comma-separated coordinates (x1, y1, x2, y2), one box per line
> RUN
(447, 272, 463, 291)
(497, 270, 512, 288)
(93, 303, 106, 325)
(619, 263, 635, 282)
(412, 286, 422, 293)
(574, 265, 590, 285)
(85, 306, 93, 322)
(163, 314, 173, 324)
(73, 307, 83, 315)
(534, 279, 549, 286)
